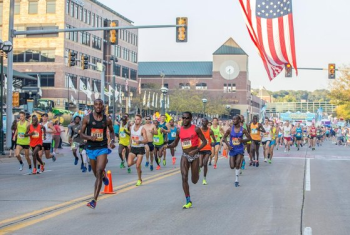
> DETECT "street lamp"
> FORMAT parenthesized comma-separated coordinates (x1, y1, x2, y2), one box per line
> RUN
(160, 86, 168, 115)
(202, 98, 207, 117)
(0, 40, 13, 155)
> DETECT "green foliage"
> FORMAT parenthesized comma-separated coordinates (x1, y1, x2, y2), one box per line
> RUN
(329, 67, 350, 119)
(252, 89, 330, 102)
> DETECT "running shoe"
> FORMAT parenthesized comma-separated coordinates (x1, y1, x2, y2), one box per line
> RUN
(172, 157, 176, 165)
(214, 164, 217, 169)
(252, 162, 256, 167)
(128, 168, 131, 173)
(88, 165, 92, 172)
(256, 161, 259, 167)
(156, 165, 161, 170)
(264, 158, 267, 163)
(120, 161, 125, 169)
(136, 180, 142, 186)
(74, 157, 78, 165)
(145, 161, 149, 167)
(209, 162, 212, 166)
(150, 165, 154, 171)
(183, 202, 192, 209)
(28, 168, 32, 175)
(32, 168, 37, 174)
(52, 153, 56, 162)
(102, 174, 109, 186)
(40, 165, 45, 173)
(82, 166, 87, 173)
(163, 159, 166, 166)
(241, 159, 246, 170)
(19, 163, 24, 171)
(268, 159, 272, 164)
(37, 168, 41, 174)
(80, 162, 84, 170)
(249, 161, 253, 166)
(157, 158, 161, 165)
(297, 147, 300, 151)
(86, 200, 96, 209)
(202, 179, 207, 185)
(235, 182, 239, 187)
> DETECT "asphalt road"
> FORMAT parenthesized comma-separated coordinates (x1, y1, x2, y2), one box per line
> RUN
(0, 140, 349, 235)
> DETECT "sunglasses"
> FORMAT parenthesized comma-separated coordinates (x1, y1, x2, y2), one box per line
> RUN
(145, 118, 151, 120)
(182, 117, 190, 120)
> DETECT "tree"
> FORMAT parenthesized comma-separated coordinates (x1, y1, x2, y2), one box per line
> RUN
(329, 66, 350, 119)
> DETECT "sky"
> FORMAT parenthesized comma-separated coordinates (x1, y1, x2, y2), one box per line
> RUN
(102, 0, 350, 91)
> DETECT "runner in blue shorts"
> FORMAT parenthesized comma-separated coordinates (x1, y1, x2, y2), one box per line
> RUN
(81, 99, 116, 209)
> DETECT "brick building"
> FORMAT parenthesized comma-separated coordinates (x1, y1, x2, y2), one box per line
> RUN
(0, 0, 138, 108)
(139, 38, 264, 118)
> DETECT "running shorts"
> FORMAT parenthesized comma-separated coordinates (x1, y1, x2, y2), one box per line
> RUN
(168, 140, 175, 145)
(86, 148, 111, 161)
(252, 140, 260, 146)
(262, 140, 271, 145)
(211, 142, 220, 147)
(269, 140, 276, 146)
(42, 143, 51, 151)
(284, 137, 291, 142)
(229, 150, 244, 157)
(296, 137, 302, 141)
(146, 142, 155, 152)
(131, 147, 145, 155)
(30, 144, 42, 151)
(199, 150, 212, 156)
(18, 144, 30, 150)
(155, 145, 164, 151)
(182, 152, 199, 162)
(317, 136, 322, 140)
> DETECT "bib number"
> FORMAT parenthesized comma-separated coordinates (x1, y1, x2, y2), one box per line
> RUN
(171, 132, 176, 138)
(32, 131, 39, 139)
(252, 129, 258, 134)
(120, 132, 126, 138)
(131, 136, 139, 145)
(91, 128, 103, 141)
(232, 137, 240, 146)
(18, 132, 25, 139)
(264, 132, 270, 137)
(153, 137, 160, 143)
(181, 139, 192, 149)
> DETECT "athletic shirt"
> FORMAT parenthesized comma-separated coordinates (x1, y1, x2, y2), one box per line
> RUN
(200, 128, 212, 151)
(271, 127, 277, 140)
(229, 126, 244, 153)
(310, 127, 316, 136)
(283, 125, 292, 137)
(262, 125, 271, 141)
(119, 123, 130, 146)
(43, 122, 53, 144)
(296, 127, 302, 137)
(86, 113, 108, 150)
(29, 124, 43, 147)
(168, 126, 177, 141)
(316, 128, 322, 136)
(130, 124, 144, 147)
(17, 121, 30, 145)
(71, 123, 83, 144)
(159, 122, 168, 138)
(211, 125, 221, 143)
(153, 127, 165, 146)
(179, 125, 199, 150)
(250, 123, 261, 141)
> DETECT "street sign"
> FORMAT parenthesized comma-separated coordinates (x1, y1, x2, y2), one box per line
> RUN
(22, 87, 39, 92)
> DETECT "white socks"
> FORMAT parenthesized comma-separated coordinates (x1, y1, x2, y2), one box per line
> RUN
(235, 169, 240, 182)
(81, 150, 88, 164)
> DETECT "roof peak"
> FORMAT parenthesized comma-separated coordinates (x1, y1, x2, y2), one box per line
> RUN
(213, 38, 248, 55)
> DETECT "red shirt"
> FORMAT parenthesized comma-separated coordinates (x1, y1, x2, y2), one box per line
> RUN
(310, 127, 316, 137)
(179, 125, 199, 150)
(29, 124, 43, 147)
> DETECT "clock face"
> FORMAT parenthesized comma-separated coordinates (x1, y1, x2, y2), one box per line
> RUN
(220, 61, 240, 80)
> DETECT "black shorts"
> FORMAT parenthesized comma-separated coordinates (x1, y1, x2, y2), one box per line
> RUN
(252, 140, 260, 146)
(168, 140, 175, 145)
(199, 150, 211, 156)
(31, 145, 42, 150)
(317, 136, 322, 140)
(147, 142, 154, 152)
(261, 140, 270, 146)
(155, 145, 164, 151)
(296, 137, 302, 141)
(18, 144, 30, 150)
(131, 147, 145, 155)
(42, 143, 51, 151)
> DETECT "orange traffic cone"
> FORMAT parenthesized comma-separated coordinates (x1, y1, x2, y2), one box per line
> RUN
(223, 149, 228, 158)
(102, 170, 116, 194)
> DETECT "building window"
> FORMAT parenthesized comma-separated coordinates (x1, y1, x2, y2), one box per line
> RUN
(25, 50, 40, 62)
(65, 74, 77, 89)
(41, 50, 55, 62)
(66, 0, 69, 14)
(40, 74, 55, 87)
(79, 32, 90, 46)
(196, 83, 207, 90)
(15, 1, 20, 15)
(116, 45, 121, 58)
(46, 0, 55, 13)
(79, 6, 83, 21)
(92, 36, 101, 50)
(179, 83, 190, 89)
(114, 64, 121, 77)
(96, 16, 99, 27)
(130, 69, 137, 81)
(69, 2, 73, 17)
(13, 51, 25, 62)
(83, 9, 87, 23)
(92, 13, 95, 27)
(14, 50, 55, 63)
(87, 11, 91, 25)
(122, 67, 129, 79)
(223, 83, 236, 93)
(28, 1, 38, 14)
(164, 83, 168, 88)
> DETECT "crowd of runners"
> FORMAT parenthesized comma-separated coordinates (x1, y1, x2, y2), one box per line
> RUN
(10, 99, 335, 209)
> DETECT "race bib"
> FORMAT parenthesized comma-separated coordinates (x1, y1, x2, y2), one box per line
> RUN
(181, 138, 192, 149)
(285, 131, 290, 135)
(296, 133, 301, 137)
(153, 136, 160, 143)
(91, 128, 103, 141)
(120, 132, 126, 138)
(131, 136, 139, 145)
(32, 131, 39, 139)
(264, 132, 270, 137)
(232, 137, 240, 146)
(252, 128, 258, 134)
(18, 132, 25, 139)
(171, 132, 176, 138)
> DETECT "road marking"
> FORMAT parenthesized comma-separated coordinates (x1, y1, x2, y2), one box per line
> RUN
(304, 227, 312, 235)
(305, 158, 311, 191)
(0, 168, 179, 228)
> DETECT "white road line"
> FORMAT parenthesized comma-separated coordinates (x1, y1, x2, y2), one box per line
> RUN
(304, 227, 312, 235)
(305, 159, 311, 191)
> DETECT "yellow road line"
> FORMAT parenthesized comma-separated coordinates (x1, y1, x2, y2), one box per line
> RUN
(0, 168, 179, 227)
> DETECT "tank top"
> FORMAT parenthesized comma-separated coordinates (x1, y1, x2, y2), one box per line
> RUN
(250, 123, 261, 141)
(86, 113, 108, 150)
(283, 125, 291, 137)
(43, 122, 53, 143)
(29, 124, 43, 147)
(262, 125, 271, 141)
(168, 126, 177, 141)
(179, 125, 199, 150)
(310, 127, 316, 136)
(131, 125, 144, 147)
(119, 123, 130, 146)
(316, 128, 322, 136)
(271, 127, 277, 140)
(229, 126, 244, 153)
(17, 120, 30, 145)
(153, 127, 164, 146)
(211, 125, 221, 143)
(296, 127, 302, 137)
(159, 122, 168, 138)
(200, 128, 212, 151)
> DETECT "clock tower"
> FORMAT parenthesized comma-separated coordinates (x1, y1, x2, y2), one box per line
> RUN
(212, 38, 250, 116)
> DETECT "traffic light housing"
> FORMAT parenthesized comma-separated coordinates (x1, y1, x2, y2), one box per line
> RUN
(65, 102, 69, 110)
(81, 55, 89, 70)
(109, 20, 118, 45)
(285, 63, 292, 77)
(328, 63, 336, 79)
(68, 51, 76, 67)
(176, 17, 188, 42)
(12, 92, 20, 107)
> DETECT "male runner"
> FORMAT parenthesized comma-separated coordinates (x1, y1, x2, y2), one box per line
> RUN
(159, 115, 170, 166)
(14, 111, 32, 173)
(143, 116, 157, 171)
(223, 115, 251, 187)
(128, 114, 148, 186)
(167, 112, 207, 209)
(81, 99, 116, 209)
(118, 115, 131, 172)
(268, 120, 278, 163)
(283, 121, 292, 152)
(25, 115, 46, 174)
(309, 123, 317, 150)
(295, 123, 303, 150)
(316, 126, 323, 147)
(248, 115, 265, 167)
(153, 119, 167, 170)
(261, 117, 271, 163)
(199, 118, 216, 185)
(69, 116, 88, 172)
(210, 117, 224, 169)
(38, 113, 56, 171)
(168, 119, 178, 165)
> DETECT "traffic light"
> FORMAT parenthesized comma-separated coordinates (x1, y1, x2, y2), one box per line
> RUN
(109, 20, 118, 45)
(328, 63, 336, 79)
(285, 63, 292, 77)
(68, 51, 76, 67)
(81, 55, 89, 70)
(65, 102, 69, 110)
(12, 92, 20, 107)
(176, 17, 188, 42)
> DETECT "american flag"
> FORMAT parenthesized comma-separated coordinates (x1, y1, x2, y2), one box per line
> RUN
(239, 0, 298, 80)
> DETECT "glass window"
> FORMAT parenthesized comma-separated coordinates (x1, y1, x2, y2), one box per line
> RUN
(115, 64, 121, 77)
(41, 50, 55, 62)
(79, 6, 83, 21)
(70, 2, 73, 17)
(96, 16, 99, 27)
(25, 50, 40, 62)
(66, 0, 69, 14)
(13, 51, 25, 62)
(46, 0, 56, 13)
(122, 67, 129, 79)
(130, 69, 137, 81)
(83, 9, 86, 23)
(74, 4, 78, 19)
(15, 1, 20, 15)
(92, 13, 95, 27)
(28, 1, 38, 14)
(87, 11, 91, 24)
(40, 74, 55, 87)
